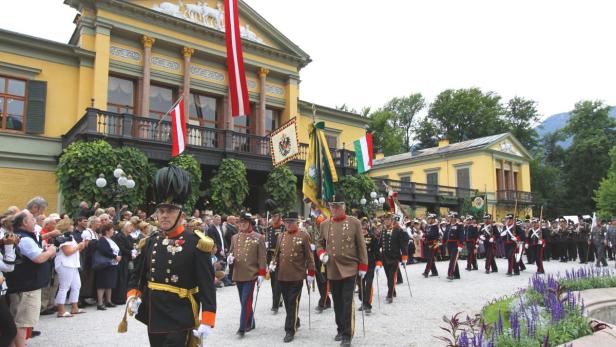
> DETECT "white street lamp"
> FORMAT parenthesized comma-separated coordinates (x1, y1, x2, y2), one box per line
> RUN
(96, 174, 107, 188)
(360, 198, 367, 205)
(378, 197, 386, 204)
(118, 174, 128, 186)
(113, 164, 125, 178)
(126, 176, 136, 189)
(370, 191, 377, 199)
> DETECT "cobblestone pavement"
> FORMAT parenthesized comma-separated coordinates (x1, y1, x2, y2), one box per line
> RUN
(30, 258, 588, 347)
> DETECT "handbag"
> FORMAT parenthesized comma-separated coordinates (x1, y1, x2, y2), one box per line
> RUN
(92, 249, 114, 271)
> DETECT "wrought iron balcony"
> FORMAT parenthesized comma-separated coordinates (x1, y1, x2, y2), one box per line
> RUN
(62, 108, 356, 174)
(496, 190, 534, 204)
(372, 178, 478, 207)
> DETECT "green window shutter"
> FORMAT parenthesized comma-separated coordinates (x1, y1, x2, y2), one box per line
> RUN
(26, 80, 47, 134)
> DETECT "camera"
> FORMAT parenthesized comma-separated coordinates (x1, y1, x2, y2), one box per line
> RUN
(53, 232, 74, 248)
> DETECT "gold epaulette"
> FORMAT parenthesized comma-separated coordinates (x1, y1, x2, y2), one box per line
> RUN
(194, 230, 215, 253)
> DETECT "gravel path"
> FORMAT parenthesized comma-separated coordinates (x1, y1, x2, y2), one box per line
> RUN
(30, 259, 585, 347)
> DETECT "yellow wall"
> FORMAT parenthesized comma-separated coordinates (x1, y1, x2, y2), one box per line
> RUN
(0, 168, 58, 213)
(296, 114, 366, 151)
(0, 51, 84, 138)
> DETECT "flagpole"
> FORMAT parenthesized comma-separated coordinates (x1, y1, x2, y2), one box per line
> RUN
(154, 96, 184, 130)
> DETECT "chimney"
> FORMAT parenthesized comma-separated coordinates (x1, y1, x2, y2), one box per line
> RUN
(438, 139, 450, 148)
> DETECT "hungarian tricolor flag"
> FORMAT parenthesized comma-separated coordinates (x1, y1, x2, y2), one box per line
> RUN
(224, 0, 250, 117)
(354, 133, 373, 173)
(170, 97, 187, 157)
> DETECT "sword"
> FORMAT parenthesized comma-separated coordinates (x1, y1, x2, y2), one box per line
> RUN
(358, 276, 365, 337)
(375, 268, 381, 310)
(306, 279, 312, 330)
(515, 241, 524, 263)
(401, 262, 413, 297)
(251, 281, 260, 327)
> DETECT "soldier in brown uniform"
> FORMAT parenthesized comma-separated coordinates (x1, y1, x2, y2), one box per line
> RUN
(316, 193, 369, 347)
(227, 213, 266, 337)
(271, 212, 316, 343)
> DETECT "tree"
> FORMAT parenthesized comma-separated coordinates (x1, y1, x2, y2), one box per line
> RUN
(595, 146, 616, 219)
(264, 165, 297, 214)
(504, 97, 540, 150)
(368, 110, 405, 156)
(335, 174, 378, 213)
(562, 100, 616, 213)
(169, 154, 202, 214)
(207, 158, 249, 215)
(415, 88, 504, 148)
(57, 140, 154, 215)
(383, 94, 425, 151)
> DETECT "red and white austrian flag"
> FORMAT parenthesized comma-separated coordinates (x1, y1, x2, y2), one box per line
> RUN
(170, 97, 187, 157)
(224, 0, 250, 117)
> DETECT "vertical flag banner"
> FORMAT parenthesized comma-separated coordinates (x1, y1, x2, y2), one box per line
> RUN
(224, 0, 250, 117)
(170, 97, 187, 157)
(303, 121, 339, 217)
(354, 132, 373, 174)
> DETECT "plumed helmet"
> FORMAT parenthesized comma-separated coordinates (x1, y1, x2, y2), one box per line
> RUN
(154, 166, 191, 209)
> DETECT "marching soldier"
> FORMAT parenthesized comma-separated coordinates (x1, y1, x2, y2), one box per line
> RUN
(317, 192, 368, 347)
(359, 218, 381, 314)
(464, 216, 479, 271)
(227, 213, 267, 337)
(542, 220, 553, 261)
(380, 213, 408, 303)
(516, 219, 527, 272)
(445, 212, 464, 281)
(501, 214, 523, 276)
(266, 211, 285, 313)
(577, 218, 590, 264)
(422, 213, 440, 278)
(126, 166, 216, 347)
(271, 212, 315, 343)
(566, 220, 578, 262)
(607, 217, 616, 263)
(480, 214, 498, 274)
(308, 216, 332, 313)
(591, 219, 608, 267)
(526, 218, 545, 274)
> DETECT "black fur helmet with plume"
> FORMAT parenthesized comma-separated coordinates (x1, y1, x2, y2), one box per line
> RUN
(154, 166, 191, 210)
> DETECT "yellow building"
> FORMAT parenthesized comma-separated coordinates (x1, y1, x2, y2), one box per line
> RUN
(368, 133, 534, 219)
(0, 0, 368, 213)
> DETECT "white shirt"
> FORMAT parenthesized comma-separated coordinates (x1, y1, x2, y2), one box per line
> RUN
(81, 228, 99, 241)
(215, 225, 225, 251)
(106, 237, 120, 265)
(1, 244, 16, 295)
(55, 240, 81, 269)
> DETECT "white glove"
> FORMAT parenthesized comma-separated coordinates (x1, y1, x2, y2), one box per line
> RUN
(320, 253, 329, 264)
(307, 275, 315, 285)
(192, 324, 212, 340)
(227, 254, 234, 264)
(359, 270, 367, 278)
(269, 262, 276, 272)
(500, 231, 507, 237)
(457, 246, 463, 252)
(310, 244, 316, 251)
(265, 241, 269, 249)
(525, 244, 529, 249)
(479, 235, 486, 241)
(128, 297, 141, 316)
(131, 249, 138, 259)
(257, 275, 264, 287)
(538, 240, 543, 245)
(375, 265, 382, 274)
(489, 238, 494, 243)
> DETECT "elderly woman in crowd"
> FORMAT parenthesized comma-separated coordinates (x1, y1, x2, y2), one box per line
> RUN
(111, 221, 134, 305)
(94, 223, 121, 310)
(80, 216, 101, 305)
(0, 213, 18, 346)
(54, 217, 86, 317)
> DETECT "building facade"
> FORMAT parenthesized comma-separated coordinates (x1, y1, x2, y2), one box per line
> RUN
(368, 133, 534, 219)
(0, 0, 369, 213)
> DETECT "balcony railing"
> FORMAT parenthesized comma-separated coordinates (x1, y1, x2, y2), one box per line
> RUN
(496, 190, 534, 204)
(63, 108, 356, 170)
(372, 178, 477, 204)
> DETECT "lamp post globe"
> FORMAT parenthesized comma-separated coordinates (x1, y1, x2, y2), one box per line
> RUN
(96, 174, 107, 188)
(370, 191, 377, 199)
(360, 198, 367, 206)
(126, 176, 136, 189)
(118, 175, 128, 186)
(378, 197, 386, 204)
(113, 164, 125, 178)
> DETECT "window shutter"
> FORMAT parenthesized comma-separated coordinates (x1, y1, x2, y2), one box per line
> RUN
(25, 80, 47, 134)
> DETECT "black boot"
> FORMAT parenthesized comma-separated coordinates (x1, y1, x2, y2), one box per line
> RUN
(284, 332, 294, 343)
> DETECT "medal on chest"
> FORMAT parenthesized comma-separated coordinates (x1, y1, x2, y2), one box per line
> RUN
(163, 237, 185, 255)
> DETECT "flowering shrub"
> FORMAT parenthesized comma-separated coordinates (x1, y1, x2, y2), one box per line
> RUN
(438, 266, 615, 347)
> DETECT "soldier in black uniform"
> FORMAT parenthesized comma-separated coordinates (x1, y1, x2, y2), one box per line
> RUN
(542, 220, 552, 261)
(265, 211, 285, 313)
(445, 212, 464, 281)
(359, 218, 381, 313)
(480, 214, 498, 274)
(126, 166, 216, 347)
(566, 220, 578, 262)
(501, 214, 522, 276)
(526, 218, 545, 274)
(577, 218, 590, 264)
(422, 213, 440, 278)
(380, 213, 408, 303)
(516, 219, 527, 272)
(464, 216, 479, 271)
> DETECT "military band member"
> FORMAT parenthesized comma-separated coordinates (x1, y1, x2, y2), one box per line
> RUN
(317, 193, 368, 347)
(271, 212, 315, 343)
(607, 217, 616, 263)
(227, 213, 266, 337)
(480, 214, 498, 274)
(422, 213, 440, 278)
(501, 214, 522, 276)
(591, 220, 608, 267)
(308, 216, 332, 313)
(266, 211, 285, 313)
(445, 212, 464, 281)
(464, 216, 479, 271)
(126, 166, 216, 347)
(526, 218, 545, 274)
(577, 218, 591, 264)
(359, 218, 381, 313)
(380, 213, 408, 303)
(566, 220, 578, 262)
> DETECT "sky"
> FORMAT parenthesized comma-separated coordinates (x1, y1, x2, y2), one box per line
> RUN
(2, 0, 615, 120)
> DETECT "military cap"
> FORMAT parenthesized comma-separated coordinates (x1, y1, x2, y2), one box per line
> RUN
(329, 191, 346, 204)
(483, 213, 492, 220)
(239, 213, 253, 222)
(427, 213, 437, 219)
(440, 219, 448, 224)
(448, 211, 458, 218)
(154, 166, 191, 209)
(283, 211, 299, 221)
(505, 213, 514, 219)
(531, 217, 540, 223)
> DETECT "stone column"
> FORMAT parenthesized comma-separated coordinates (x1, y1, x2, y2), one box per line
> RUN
(140, 36, 155, 117)
(92, 24, 112, 111)
(181, 47, 194, 105)
(257, 67, 269, 136)
(509, 161, 516, 191)
(499, 159, 506, 191)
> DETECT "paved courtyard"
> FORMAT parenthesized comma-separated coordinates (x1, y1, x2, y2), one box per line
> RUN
(31, 259, 590, 347)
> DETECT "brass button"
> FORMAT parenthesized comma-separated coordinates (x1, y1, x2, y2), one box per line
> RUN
(165, 278, 169, 283)
(166, 269, 171, 273)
